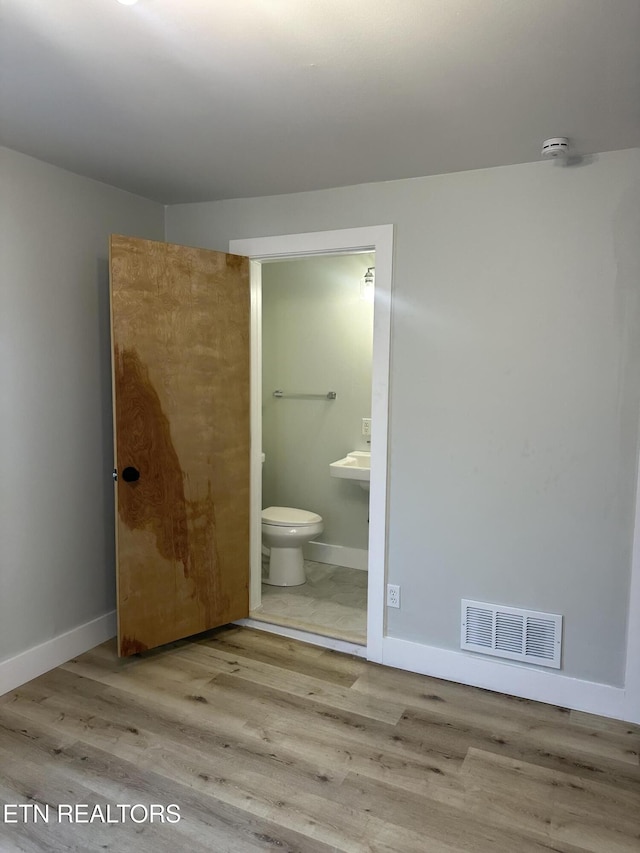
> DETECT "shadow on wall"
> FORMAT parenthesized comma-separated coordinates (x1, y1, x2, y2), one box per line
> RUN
(612, 181, 640, 602)
(97, 257, 117, 602)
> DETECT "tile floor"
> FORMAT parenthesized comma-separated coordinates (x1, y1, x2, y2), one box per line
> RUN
(251, 560, 367, 645)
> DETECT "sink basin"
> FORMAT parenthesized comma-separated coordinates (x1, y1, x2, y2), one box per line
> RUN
(329, 451, 371, 491)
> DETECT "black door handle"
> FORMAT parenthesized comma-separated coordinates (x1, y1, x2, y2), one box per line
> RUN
(122, 466, 140, 483)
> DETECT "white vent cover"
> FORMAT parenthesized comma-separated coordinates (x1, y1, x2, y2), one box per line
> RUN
(461, 600, 562, 668)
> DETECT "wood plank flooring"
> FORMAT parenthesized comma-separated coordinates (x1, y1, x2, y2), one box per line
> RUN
(0, 626, 638, 852)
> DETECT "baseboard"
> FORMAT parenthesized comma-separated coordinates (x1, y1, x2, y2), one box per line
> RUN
(303, 541, 368, 571)
(382, 636, 628, 722)
(0, 610, 117, 697)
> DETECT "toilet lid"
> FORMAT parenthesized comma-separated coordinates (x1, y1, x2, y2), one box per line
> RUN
(262, 506, 322, 526)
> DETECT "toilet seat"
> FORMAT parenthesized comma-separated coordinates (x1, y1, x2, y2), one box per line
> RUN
(262, 506, 322, 527)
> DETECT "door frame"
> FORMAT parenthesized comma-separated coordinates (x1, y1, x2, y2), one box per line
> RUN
(230, 226, 394, 663)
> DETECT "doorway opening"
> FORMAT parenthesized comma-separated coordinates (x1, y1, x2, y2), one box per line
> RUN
(253, 253, 374, 644)
(230, 226, 393, 663)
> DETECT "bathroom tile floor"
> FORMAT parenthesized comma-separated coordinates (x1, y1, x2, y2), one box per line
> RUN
(251, 560, 367, 645)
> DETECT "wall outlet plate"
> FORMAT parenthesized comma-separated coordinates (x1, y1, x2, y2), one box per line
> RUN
(387, 584, 400, 608)
(362, 418, 371, 436)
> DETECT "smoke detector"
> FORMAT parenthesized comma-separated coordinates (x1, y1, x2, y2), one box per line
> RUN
(541, 137, 570, 159)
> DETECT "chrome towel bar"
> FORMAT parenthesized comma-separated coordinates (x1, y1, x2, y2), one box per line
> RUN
(273, 390, 337, 400)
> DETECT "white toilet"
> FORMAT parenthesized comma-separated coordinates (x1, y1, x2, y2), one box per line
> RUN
(262, 506, 324, 586)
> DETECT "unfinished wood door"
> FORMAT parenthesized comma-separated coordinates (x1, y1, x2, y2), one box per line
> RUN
(110, 235, 250, 656)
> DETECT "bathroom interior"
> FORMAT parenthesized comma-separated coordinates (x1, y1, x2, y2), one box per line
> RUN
(251, 252, 375, 645)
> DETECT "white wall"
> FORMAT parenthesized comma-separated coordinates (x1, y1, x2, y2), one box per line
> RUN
(262, 255, 373, 551)
(0, 147, 164, 669)
(167, 148, 640, 687)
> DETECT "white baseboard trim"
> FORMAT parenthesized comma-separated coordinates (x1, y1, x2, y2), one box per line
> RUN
(235, 618, 368, 658)
(303, 541, 368, 571)
(0, 611, 117, 697)
(382, 636, 628, 722)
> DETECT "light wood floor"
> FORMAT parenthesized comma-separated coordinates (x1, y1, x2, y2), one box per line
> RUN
(0, 626, 639, 853)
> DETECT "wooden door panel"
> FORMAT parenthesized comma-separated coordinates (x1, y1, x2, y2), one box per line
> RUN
(110, 235, 250, 655)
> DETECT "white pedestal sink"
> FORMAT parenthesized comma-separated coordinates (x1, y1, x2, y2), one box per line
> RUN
(329, 451, 371, 491)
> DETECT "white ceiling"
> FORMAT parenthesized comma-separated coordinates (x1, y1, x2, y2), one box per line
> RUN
(2, 0, 639, 203)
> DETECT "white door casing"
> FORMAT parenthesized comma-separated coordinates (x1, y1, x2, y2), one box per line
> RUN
(230, 226, 394, 663)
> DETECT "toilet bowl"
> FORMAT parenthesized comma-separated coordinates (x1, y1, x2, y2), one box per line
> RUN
(262, 506, 324, 586)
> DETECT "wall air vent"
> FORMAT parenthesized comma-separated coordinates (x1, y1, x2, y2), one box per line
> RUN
(461, 599, 562, 669)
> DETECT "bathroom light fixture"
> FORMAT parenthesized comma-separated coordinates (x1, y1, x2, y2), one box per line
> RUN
(361, 267, 375, 302)
(117, 0, 139, 6)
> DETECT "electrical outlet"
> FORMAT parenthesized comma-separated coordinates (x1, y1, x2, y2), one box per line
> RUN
(362, 418, 371, 437)
(386, 584, 400, 608)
